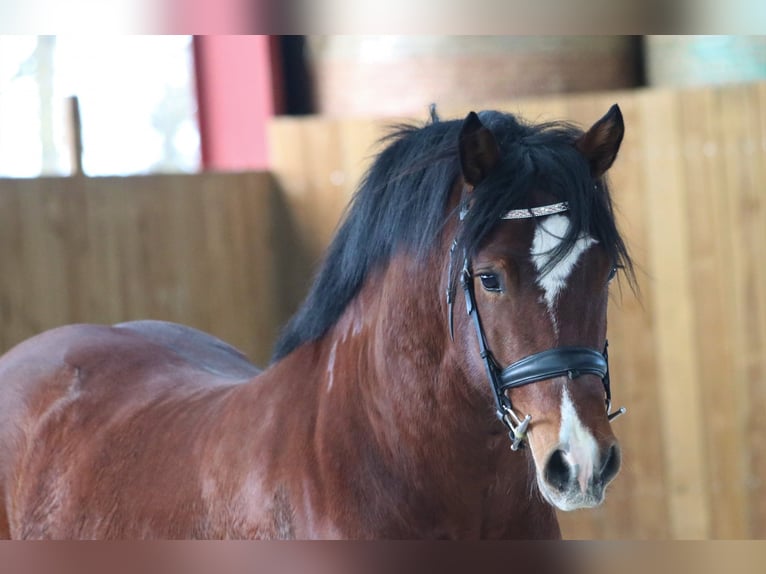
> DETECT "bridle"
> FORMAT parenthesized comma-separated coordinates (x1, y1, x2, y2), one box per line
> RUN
(446, 201, 626, 451)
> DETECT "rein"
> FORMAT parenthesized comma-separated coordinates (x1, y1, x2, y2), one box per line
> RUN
(447, 201, 626, 451)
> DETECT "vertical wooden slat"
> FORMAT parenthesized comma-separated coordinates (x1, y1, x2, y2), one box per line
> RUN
(66, 96, 84, 176)
(593, 91, 669, 539)
(269, 117, 324, 267)
(641, 89, 711, 538)
(0, 186, 24, 352)
(683, 85, 756, 538)
(716, 84, 766, 538)
(678, 86, 737, 537)
(750, 82, 766, 538)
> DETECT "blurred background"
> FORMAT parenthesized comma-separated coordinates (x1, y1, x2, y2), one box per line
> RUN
(0, 35, 765, 539)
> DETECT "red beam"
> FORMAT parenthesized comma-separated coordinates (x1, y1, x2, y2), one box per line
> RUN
(193, 35, 282, 171)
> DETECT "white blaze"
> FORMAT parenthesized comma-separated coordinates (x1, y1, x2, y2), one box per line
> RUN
(558, 385, 599, 493)
(530, 215, 597, 312)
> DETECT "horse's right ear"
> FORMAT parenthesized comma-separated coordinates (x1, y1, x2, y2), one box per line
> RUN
(459, 112, 500, 187)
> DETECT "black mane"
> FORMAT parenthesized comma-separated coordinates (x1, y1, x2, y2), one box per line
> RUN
(272, 110, 632, 361)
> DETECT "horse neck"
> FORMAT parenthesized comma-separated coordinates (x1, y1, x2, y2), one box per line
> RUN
(316, 249, 539, 520)
(332, 250, 474, 433)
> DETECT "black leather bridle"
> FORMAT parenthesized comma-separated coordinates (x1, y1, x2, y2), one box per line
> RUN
(447, 202, 626, 450)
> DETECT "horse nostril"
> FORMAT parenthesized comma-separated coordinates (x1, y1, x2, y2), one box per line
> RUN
(544, 449, 572, 492)
(600, 443, 621, 485)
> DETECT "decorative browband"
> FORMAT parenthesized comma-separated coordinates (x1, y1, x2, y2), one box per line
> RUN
(501, 201, 569, 220)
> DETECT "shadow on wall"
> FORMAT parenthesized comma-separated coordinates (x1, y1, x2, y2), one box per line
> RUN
(266, 173, 318, 359)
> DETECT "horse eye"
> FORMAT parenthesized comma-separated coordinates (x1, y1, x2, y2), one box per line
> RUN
(607, 265, 619, 282)
(479, 273, 502, 292)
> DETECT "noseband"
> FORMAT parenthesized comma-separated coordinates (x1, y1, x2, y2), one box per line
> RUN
(447, 202, 626, 451)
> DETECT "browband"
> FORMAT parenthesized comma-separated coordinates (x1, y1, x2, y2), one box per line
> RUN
(460, 201, 569, 222)
(501, 201, 569, 220)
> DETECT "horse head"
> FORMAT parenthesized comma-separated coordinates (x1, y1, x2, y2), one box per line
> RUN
(448, 105, 630, 511)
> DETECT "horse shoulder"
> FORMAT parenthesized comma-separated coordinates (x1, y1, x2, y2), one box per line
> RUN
(0, 323, 266, 538)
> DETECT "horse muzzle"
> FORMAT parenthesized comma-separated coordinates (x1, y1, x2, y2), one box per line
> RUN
(538, 441, 622, 511)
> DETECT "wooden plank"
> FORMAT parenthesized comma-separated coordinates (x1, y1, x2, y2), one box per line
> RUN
(677, 86, 738, 538)
(750, 82, 766, 538)
(685, 85, 755, 538)
(717, 84, 766, 538)
(640, 89, 711, 539)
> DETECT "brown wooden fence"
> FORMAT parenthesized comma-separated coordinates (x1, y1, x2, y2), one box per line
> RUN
(269, 82, 766, 539)
(0, 173, 310, 366)
(0, 82, 764, 539)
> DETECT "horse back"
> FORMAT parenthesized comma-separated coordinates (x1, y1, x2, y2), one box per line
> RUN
(112, 320, 261, 379)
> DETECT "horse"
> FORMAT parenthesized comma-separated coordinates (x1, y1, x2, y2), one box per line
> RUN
(0, 104, 632, 539)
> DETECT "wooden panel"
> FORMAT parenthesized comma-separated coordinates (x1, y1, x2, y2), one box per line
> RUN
(268, 116, 394, 266)
(0, 173, 290, 367)
(268, 81, 766, 539)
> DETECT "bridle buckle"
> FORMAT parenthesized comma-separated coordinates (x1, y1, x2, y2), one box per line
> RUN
(500, 407, 532, 451)
(607, 405, 627, 422)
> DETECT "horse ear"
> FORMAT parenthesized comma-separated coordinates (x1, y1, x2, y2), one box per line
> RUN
(459, 111, 501, 187)
(576, 104, 625, 178)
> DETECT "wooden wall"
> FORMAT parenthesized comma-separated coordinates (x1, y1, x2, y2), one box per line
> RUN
(0, 173, 308, 366)
(269, 82, 766, 539)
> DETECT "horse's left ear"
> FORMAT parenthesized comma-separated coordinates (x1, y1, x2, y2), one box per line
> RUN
(459, 111, 501, 187)
(575, 104, 624, 178)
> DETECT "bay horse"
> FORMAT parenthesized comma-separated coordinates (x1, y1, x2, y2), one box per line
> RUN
(0, 104, 632, 539)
